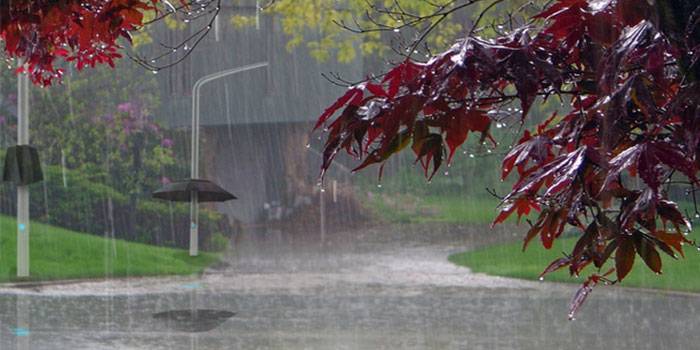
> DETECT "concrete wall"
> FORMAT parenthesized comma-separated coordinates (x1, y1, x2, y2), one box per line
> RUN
(199, 121, 353, 224)
(147, 6, 365, 224)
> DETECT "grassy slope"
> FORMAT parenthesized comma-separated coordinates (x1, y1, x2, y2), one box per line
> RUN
(367, 193, 503, 224)
(367, 190, 700, 292)
(449, 234, 700, 292)
(0, 215, 218, 282)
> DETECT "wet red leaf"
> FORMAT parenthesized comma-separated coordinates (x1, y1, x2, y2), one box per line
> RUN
(634, 234, 662, 274)
(615, 237, 635, 281)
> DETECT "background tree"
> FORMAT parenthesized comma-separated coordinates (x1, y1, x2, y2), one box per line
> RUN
(313, 0, 700, 318)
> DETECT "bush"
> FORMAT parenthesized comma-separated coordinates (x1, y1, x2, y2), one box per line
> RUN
(205, 232, 230, 252)
(0, 165, 234, 250)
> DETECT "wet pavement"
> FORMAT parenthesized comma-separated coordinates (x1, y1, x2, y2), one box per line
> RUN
(0, 223, 698, 349)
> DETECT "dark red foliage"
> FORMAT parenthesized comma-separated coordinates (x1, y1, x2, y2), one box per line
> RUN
(315, 0, 700, 318)
(0, 0, 182, 85)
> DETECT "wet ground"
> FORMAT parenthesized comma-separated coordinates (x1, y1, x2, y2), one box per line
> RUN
(0, 223, 698, 349)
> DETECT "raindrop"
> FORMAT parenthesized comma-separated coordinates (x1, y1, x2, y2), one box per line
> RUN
(377, 184, 382, 188)
(152, 70, 158, 75)
(469, 154, 475, 158)
(393, 28, 400, 33)
(444, 171, 449, 176)
(538, 277, 544, 281)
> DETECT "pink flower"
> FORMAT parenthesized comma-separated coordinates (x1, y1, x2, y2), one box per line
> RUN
(117, 102, 133, 112)
(161, 138, 174, 148)
(148, 123, 160, 133)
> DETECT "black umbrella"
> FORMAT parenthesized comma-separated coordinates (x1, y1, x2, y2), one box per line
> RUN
(152, 179, 237, 202)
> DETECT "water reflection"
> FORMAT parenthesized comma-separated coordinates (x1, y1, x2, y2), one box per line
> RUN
(15, 293, 29, 350)
(0, 225, 697, 349)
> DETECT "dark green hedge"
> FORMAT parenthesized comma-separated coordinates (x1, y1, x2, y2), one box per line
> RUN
(0, 165, 234, 251)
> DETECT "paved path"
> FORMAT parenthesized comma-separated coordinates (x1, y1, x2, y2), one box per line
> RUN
(0, 223, 698, 349)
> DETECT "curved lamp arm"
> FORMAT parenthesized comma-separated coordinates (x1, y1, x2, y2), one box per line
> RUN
(190, 61, 269, 179)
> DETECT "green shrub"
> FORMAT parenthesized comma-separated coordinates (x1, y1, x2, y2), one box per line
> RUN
(205, 232, 230, 252)
(0, 165, 234, 249)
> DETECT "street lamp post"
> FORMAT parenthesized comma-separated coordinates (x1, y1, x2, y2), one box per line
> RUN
(189, 61, 268, 256)
(17, 68, 30, 277)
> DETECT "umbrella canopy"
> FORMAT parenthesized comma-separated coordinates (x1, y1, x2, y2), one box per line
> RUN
(152, 179, 237, 202)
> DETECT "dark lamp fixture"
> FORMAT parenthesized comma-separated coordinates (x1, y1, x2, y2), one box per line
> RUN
(3, 145, 43, 185)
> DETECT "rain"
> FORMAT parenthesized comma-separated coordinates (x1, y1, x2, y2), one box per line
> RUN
(0, 0, 698, 349)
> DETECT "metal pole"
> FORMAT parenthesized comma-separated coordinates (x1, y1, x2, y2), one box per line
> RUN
(320, 187, 326, 244)
(189, 62, 268, 256)
(189, 191, 199, 256)
(17, 67, 30, 277)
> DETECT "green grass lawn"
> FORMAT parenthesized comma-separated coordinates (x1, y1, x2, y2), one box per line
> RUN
(449, 234, 700, 292)
(367, 193, 504, 224)
(0, 215, 219, 283)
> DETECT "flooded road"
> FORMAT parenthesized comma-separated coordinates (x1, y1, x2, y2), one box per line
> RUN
(0, 224, 698, 349)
